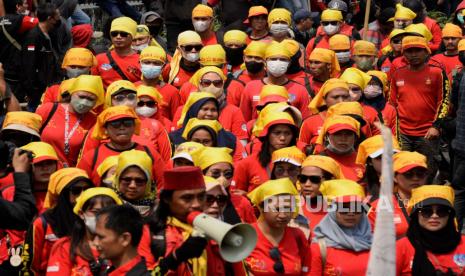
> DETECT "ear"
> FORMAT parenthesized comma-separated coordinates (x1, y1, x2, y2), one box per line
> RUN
(119, 232, 132, 248)
(78, 210, 85, 220)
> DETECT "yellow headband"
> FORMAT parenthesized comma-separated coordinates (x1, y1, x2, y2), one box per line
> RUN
(192, 4, 213, 18)
(268, 8, 291, 26)
(68, 75, 105, 107)
(140, 46, 166, 63)
(62, 48, 97, 68)
(110, 17, 137, 38)
(199, 44, 226, 66)
(73, 187, 123, 214)
(321, 9, 343, 21)
(224, 30, 247, 45)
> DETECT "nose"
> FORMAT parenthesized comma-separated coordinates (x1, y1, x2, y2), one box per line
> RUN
(191, 198, 202, 210)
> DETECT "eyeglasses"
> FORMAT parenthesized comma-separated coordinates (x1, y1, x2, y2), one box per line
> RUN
(392, 38, 402, 44)
(70, 186, 89, 196)
(274, 166, 300, 177)
(269, 247, 285, 273)
(110, 31, 130, 38)
(418, 206, 451, 218)
(402, 169, 428, 179)
(137, 100, 157, 108)
(205, 194, 229, 207)
(113, 93, 137, 102)
(321, 21, 338, 26)
(209, 170, 234, 180)
(107, 118, 135, 128)
(200, 79, 223, 88)
(181, 45, 203, 52)
(297, 174, 323, 184)
(120, 177, 147, 187)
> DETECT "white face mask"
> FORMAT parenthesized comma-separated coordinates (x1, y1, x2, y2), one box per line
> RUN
(66, 68, 89, 79)
(269, 23, 289, 36)
(193, 20, 210, 32)
(83, 215, 97, 234)
(136, 106, 157, 117)
(336, 51, 351, 63)
(184, 52, 200, 62)
(201, 85, 223, 98)
(132, 43, 149, 52)
(364, 85, 383, 99)
(266, 60, 289, 77)
(323, 24, 339, 35)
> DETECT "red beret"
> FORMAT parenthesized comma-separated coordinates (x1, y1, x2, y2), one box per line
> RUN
(163, 166, 205, 190)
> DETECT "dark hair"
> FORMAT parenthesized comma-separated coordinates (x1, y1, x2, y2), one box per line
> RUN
(147, 189, 173, 259)
(97, 204, 143, 247)
(402, 0, 425, 23)
(36, 3, 57, 22)
(258, 124, 297, 168)
(43, 185, 79, 237)
(4, 0, 23, 14)
(365, 160, 381, 202)
(70, 195, 120, 263)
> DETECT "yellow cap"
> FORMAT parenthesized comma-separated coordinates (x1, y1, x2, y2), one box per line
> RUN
(110, 17, 137, 38)
(316, 115, 360, 145)
(321, 9, 343, 22)
(192, 4, 213, 18)
(2, 111, 42, 137)
(408, 185, 454, 214)
(177, 30, 202, 46)
(257, 84, 289, 107)
(459, 39, 465, 52)
(389, 29, 407, 40)
(104, 80, 138, 108)
(135, 24, 150, 38)
(308, 78, 348, 114)
(96, 155, 119, 178)
(254, 102, 302, 133)
(442, 23, 462, 38)
(73, 187, 123, 214)
(268, 8, 291, 26)
(68, 75, 105, 107)
(140, 46, 167, 63)
(281, 39, 300, 56)
(195, 147, 233, 170)
(327, 101, 364, 118)
(308, 48, 340, 78)
(244, 41, 268, 58)
(247, 6, 269, 19)
(329, 34, 350, 51)
(137, 85, 163, 104)
(62, 48, 97, 68)
(319, 179, 365, 203)
(265, 42, 292, 59)
(271, 146, 305, 166)
(339, 67, 372, 90)
(404, 23, 433, 42)
(393, 151, 428, 173)
(199, 44, 226, 66)
(402, 35, 431, 54)
(92, 106, 140, 140)
(177, 92, 216, 127)
(367, 70, 388, 91)
(114, 149, 154, 198)
(394, 3, 416, 20)
(21, 142, 58, 164)
(302, 155, 343, 179)
(44, 168, 90, 209)
(182, 118, 223, 140)
(172, 141, 205, 163)
(352, 40, 377, 56)
(224, 30, 247, 45)
(356, 135, 401, 165)
(254, 109, 296, 138)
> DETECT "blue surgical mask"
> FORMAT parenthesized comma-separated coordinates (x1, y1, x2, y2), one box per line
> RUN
(458, 14, 465, 24)
(141, 64, 162, 79)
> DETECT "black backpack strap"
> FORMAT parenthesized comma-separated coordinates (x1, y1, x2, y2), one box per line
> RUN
(90, 143, 102, 172)
(377, 54, 389, 70)
(142, 145, 154, 161)
(312, 35, 323, 51)
(39, 214, 48, 232)
(106, 51, 129, 80)
(302, 46, 315, 98)
(39, 102, 58, 134)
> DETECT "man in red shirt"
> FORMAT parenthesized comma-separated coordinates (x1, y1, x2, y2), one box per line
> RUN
(95, 205, 150, 275)
(244, 6, 272, 44)
(191, 4, 217, 46)
(432, 23, 463, 77)
(304, 48, 340, 96)
(236, 41, 267, 87)
(390, 36, 450, 182)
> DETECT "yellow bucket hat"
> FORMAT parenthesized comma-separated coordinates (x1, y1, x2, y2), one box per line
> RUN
(271, 146, 306, 166)
(408, 185, 454, 214)
(1, 111, 42, 138)
(393, 151, 428, 174)
(21, 142, 59, 164)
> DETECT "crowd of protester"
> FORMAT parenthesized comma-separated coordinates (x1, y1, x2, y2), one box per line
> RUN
(2, 0, 465, 274)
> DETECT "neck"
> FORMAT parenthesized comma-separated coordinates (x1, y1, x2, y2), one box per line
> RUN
(34, 181, 49, 191)
(108, 141, 134, 151)
(397, 189, 411, 201)
(114, 47, 133, 56)
(409, 62, 426, 71)
(85, 229, 95, 243)
(142, 77, 160, 86)
(251, 29, 268, 38)
(265, 75, 287, 85)
(314, 72, 330, 82)
(199, 29, 213, 40)
(38, 22, 50, 34)
(445, 50, 459, 56)
(182, 58, 198, 68)
(258, 219, 285, 244)
(111, 248, 138, 269)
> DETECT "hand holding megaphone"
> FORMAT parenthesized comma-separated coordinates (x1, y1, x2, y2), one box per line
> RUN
(187, 211, 258, 263)
(174, 235, 207, 262)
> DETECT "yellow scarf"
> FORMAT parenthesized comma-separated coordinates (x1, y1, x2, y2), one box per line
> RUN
(167, 216, 208, 276)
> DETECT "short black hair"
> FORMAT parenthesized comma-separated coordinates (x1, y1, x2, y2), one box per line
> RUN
(4, 0, 23, 14)
(36, 2, 57, 22)
(97, 204, 143, 247)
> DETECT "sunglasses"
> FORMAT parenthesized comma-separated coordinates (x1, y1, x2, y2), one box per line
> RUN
(70, 186, 89, 196)
(182, 45, 203, 52)
(274, 166, 300, 177)
(402, 169, 428, 179)
(200, 79, 223, 88)
(209, 170, 234, 180)
(205, 194, 229, 207)
(392, 38, 402, 44)
(137, 101, 157, 108)
(120, 177, 147, 187)
(110, 31, 130, 38)
(297, 174, 323, 184)
(269, 247, 285, 273)
(107, 118, 135, 128)
(113, 93, 137, 102)
(418, 206, 451, 218)
(321, 21, 338, 26)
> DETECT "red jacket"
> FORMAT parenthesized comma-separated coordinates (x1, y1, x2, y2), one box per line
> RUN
(424, 17, 442, 53)
(233, 153, 270, 193)
(431, 53, 462, 77)
(46, 237, 97, 275)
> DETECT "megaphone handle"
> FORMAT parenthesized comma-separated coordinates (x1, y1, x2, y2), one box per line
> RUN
(191, 228, 207, 238)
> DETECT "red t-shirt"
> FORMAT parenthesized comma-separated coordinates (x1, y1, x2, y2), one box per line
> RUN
(382, 103, 398, 137)
(135, 81, 181, 121)
(41, 84, 60, 104)
(245, 224, 311, 276)
(92, 50, 141, 88)
(37, 103, 97, 167)
(431, 53, 462, 77)
(389, 64, 449, 136)
(179, 80, 245, 106)
(310, 242, 370, 275)
(201, 32, 218, 46)
(324, 150, 365, 183)
(230, 193, 257, 224)
(368, 195, 409, 239)
(46, 237, 97, 275)
(162, 63, 197, 89)
(232, 153, 270, 193)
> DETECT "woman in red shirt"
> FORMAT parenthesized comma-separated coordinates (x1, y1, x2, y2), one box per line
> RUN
(21, 168, 92, 275)
(46, 187, 123, 275)
(246, 178, 311, 275)
(37, 75, 105, 167)
(310, 179, 372, 275)
(270, 146, 306, 185)
(135, 85, 172, 132)
(396, 185, 465, 275)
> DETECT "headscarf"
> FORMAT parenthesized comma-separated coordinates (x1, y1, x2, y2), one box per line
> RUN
(442, 23, 462, 38)
(404, 24, 433, 42)
(137, 85, 164, 105)
(177, 91, 218, 128)
(329, 34, 350, 51)
(339, 68, 372, 90)
(244, 41, 267, 58)
(224, 30, 247, 45)
(271, 146, 305, 167)
(68, 75, 105, 107)
(92, 106, 141, 140)
(62, 48, 97, 68)
(71, 24, 93, 48)
(104, 80, 138, 108)
(73, 187, 123, 215)
(195, 147, 233, 170)
(182, 118, 223, 141)
(192, 4, 213, 18)
(356, 135, 400, 165)
(248, 178, 299, 217)
(352, 40, 377, 56)
(308, 78, 348, 114)
(189, 66, 226, 87)
(308, 48, 340, 78)
(321, 9, 343, 22)
(140, 46, 167, 63)
(96, 155, 119, 178)
(302, 155, 343, 179)
(44, 168, 91, 209)
(264, 42, 292, 59)
(169, 31, 203, 84)
(110, 17, 137, 38)
(172, 142, 205, 164)
(267, 8, 291, 26)
(199, 44, 226, 66)
(393, 3, 416, 20)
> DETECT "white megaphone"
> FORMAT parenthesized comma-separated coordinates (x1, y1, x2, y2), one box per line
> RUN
(187, 211, 258, 263)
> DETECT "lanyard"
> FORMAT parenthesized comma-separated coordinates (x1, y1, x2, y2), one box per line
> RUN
(64, 105, 81, 156)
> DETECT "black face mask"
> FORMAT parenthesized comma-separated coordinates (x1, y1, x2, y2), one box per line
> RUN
(245, 61, 264, 74)
(459, 52, 465, 66)
(225, 46, 245, 66)
(148, 25, 161, 36)
(286, 50, 303, 74)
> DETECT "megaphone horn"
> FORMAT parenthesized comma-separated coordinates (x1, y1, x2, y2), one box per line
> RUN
(187, 212, 258, 263)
